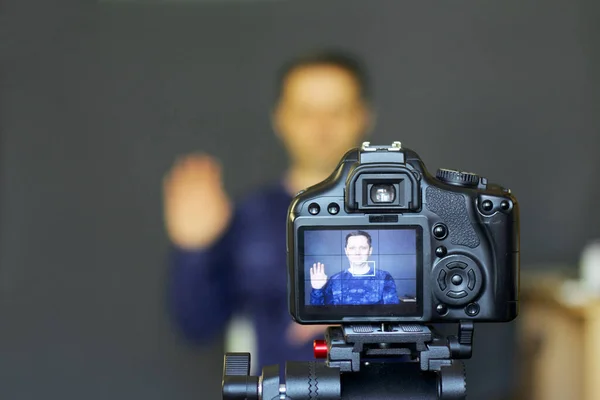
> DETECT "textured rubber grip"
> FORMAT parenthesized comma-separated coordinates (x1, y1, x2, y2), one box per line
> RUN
(426, 186, 480, 248)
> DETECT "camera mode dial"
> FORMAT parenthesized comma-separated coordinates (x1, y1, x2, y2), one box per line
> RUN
(436, 168, 479, 188)
(432, 254, 483, 307)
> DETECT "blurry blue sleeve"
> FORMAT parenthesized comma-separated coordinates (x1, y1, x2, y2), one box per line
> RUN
(310, 279, 338, 305)
(323, 280, 340, 305)
(167, 213, 240, 343)
(310, 288, 324, 305)
(382, 274, 399, 304)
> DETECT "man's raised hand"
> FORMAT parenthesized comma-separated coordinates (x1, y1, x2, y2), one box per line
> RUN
(310, 262, 328, 290)
(162, 153, 233, 250)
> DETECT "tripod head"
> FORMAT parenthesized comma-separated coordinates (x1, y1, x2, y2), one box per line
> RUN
(222, 321, 473, 399)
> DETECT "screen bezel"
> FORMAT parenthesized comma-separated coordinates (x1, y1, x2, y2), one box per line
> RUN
(297, 225, 424, 321)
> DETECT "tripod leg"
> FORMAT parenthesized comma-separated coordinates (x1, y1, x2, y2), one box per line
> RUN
(340, 362, 439, 399)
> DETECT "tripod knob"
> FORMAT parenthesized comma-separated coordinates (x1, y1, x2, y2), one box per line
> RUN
(224, 353, 251, 376)
(222, 353, 259, 400)
(314, 339, 328, 359)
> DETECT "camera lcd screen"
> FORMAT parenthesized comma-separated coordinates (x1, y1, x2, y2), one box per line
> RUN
(298, 226, 423, 319)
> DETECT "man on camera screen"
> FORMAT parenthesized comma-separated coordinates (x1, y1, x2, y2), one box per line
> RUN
(309, 231, 401, 305)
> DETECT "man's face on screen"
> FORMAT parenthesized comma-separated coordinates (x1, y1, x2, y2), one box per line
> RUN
(344, 235, 372, 268)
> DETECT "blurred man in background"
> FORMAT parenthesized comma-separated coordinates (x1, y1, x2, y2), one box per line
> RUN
(162, 49, 373, 370)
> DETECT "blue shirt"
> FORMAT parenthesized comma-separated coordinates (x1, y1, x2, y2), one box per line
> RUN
(310, 268, 399, 305)
(168, 182, 320, 372)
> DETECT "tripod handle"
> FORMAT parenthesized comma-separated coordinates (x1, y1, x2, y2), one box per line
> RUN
(448, 321, 474, 359)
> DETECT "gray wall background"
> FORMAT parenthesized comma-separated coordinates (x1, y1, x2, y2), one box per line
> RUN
(1, 0, 599, 399)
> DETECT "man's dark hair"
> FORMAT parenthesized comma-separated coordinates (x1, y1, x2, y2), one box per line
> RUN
(345, 230, 372, 248)
(274, 49, 371, 104)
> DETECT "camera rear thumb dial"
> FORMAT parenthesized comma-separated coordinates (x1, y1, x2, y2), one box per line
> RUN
(432, 255, 483, 306)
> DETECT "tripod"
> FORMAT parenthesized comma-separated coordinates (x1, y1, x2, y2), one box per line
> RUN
(222, 321, 473, 399)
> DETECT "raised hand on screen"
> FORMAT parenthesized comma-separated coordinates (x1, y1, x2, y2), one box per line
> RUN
(310, 262, 328, 290)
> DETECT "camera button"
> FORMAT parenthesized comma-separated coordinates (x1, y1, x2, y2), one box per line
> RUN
(436, 304, 448, 315)
(435, 246, 447, 257)
(465, 303, 480, 317)
(447, 261, 467, 270)
(327, 203, 340, 215)
(447, 290, 468, 299)
(481, 200, 494, 212)
(451, 274, 463, 285)
(433, 223, 448, 239)
(308, 203, 320, 215)
(467, 269, 476, 290)
(437, 270, 447, 291)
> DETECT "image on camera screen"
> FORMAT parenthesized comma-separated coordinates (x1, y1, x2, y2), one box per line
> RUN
(302, 228, 419, 309)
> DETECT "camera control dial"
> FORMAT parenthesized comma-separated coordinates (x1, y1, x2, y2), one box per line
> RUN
(432, 254, 483, 306)
(436, 168, 479, 187)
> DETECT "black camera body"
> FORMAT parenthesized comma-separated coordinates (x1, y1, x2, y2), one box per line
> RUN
(287, 142, 519, 325)
(223, 142, 519, 400)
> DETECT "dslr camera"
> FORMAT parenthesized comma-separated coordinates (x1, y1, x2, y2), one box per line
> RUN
(222, 142, 519, 400)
